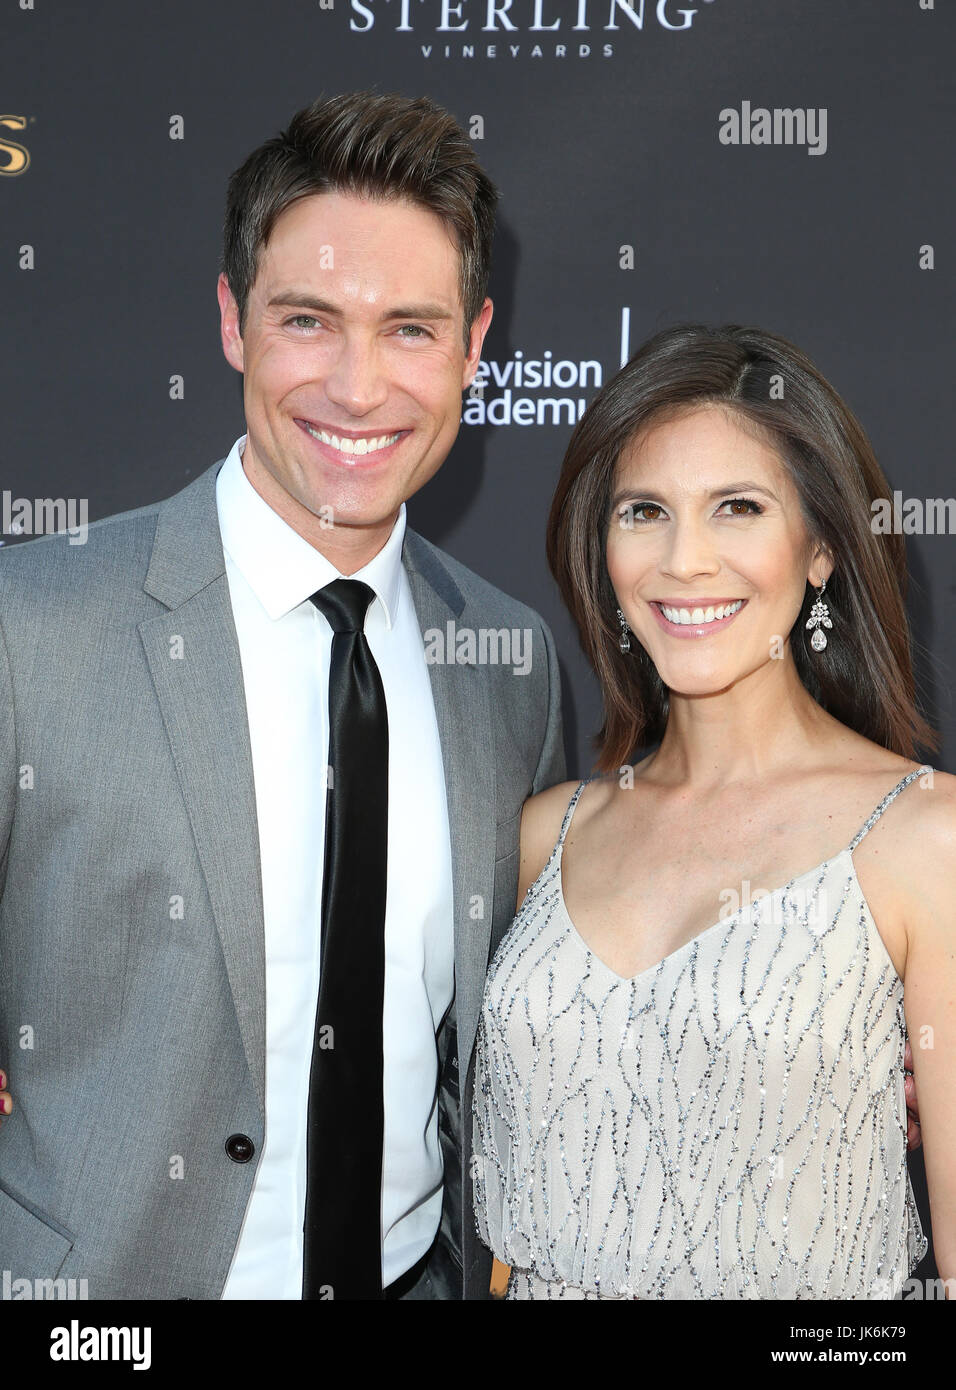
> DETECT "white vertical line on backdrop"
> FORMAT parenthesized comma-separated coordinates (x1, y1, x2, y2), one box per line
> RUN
(620, 306, 630, 368)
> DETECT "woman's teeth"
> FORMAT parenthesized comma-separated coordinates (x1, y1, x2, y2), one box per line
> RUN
(659, 600, 744, 625)
(304, 423, 401, 455)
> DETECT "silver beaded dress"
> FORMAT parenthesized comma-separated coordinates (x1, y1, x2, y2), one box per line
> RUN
(472, 767, 931, 1299)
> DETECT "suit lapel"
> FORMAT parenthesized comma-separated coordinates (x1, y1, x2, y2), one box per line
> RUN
(137, 461, 267, 1116)
(135, 463, 497, 1119)
(402, 530, 496, 1077)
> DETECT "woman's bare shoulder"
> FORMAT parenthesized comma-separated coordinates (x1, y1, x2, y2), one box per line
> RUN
(886, 769, 956, 985)
(517, 780, 580, 893)
(850, 760, 956, 943)
(516, 774, 619, 903)
(890, 766, 956, 864)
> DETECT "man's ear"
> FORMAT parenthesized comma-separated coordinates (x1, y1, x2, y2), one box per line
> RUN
(218, 273, 244, 373)
(462, 297, 494, 391)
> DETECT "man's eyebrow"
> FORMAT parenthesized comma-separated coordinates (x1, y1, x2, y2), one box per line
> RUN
(267, 291, 455, 321)
(610, 482, 779, 507)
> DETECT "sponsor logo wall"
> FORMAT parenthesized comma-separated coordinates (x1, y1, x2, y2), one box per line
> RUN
(2, 3, 951, 835)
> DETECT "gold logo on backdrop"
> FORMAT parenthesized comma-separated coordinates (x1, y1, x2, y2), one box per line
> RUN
(0, 115, 30, 176)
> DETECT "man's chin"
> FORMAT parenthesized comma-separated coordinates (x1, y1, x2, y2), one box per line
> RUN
(296, 491, 404, 534)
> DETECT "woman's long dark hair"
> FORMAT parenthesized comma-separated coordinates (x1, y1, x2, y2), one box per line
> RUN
(546, 323, 938, 772)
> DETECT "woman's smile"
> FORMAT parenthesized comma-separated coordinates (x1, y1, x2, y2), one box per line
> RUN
(648, 596, 748, 637)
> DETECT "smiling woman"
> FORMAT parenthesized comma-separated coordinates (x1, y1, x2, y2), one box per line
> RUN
(547, 323, 936, 770)
(471, 322, 956, 1300)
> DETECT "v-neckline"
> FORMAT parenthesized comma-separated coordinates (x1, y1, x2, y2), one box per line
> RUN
(556, 844, 855, 985)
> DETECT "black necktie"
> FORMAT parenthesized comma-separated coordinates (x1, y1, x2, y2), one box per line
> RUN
(303, 578, 389, 1300)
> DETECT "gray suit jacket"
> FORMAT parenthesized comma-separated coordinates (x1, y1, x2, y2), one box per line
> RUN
(0, 456, 565, 1300)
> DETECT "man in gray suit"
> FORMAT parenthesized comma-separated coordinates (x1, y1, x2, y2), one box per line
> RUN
(0, 91, 564, 1300)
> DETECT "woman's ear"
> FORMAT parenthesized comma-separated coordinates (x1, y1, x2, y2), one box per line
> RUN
(808, 541, 835, 589)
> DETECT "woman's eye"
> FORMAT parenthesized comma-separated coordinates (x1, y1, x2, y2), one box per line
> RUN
(618, 502, 665, 525)
(617, 497, 764, 527)
(717, 497, 764, 516)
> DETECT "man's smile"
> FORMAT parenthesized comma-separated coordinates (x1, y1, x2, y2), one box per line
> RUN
(294, 417, 412, 465)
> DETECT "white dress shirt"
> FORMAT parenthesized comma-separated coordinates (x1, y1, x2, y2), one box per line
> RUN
(216, 435, 455, 1298)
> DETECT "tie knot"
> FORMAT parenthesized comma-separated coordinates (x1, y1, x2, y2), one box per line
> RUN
(310, 578, 376, 634)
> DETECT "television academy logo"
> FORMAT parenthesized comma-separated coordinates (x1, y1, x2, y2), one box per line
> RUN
(462, 305, 636, 427)
(0, 115, 30, 176)
(463, 349, 602, 426)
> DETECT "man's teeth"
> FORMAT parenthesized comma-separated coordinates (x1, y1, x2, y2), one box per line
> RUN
(659, 600, 744, 625)
(304, 423, 401, 455)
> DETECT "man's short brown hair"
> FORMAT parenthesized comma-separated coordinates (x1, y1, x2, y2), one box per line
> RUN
(221, 90, 498, 353)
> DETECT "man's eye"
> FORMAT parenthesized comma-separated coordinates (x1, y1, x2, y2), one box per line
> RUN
(289, 315, 319, 329)
(397, 324, 431, 339)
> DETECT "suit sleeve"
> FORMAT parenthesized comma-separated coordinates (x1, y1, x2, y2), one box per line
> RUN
(531, 615, 567, 793)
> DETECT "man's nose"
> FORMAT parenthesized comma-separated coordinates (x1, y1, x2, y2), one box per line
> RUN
(323, 334, 390, 416)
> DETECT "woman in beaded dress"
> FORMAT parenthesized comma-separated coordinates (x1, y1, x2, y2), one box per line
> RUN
(472, 324, 956, 1300)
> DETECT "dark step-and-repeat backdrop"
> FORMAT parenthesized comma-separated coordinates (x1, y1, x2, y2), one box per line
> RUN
(1, 0, 953, 1329)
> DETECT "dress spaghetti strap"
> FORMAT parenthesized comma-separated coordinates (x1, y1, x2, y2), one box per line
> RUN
(846, 764, 933, 853)
(554, 777, 592, 856)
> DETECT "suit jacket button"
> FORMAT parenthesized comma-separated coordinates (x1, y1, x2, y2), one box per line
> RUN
(225, 1133, 255, 1163)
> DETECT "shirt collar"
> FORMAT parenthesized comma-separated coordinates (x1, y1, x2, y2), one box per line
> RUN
(215, 434, 406, 628)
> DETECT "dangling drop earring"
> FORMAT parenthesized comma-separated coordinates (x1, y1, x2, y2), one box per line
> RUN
(805, 578, 833, 652)
(616, 608, 631, 653)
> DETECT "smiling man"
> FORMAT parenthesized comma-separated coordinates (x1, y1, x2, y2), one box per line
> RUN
(219, 189, 490, 570)
(0, 91, 565, 1301)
